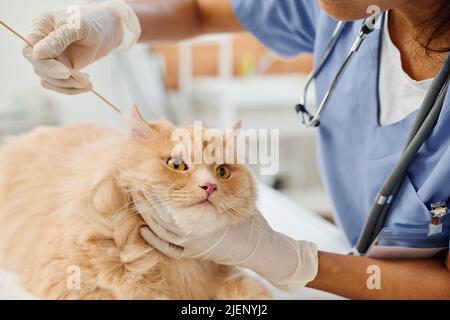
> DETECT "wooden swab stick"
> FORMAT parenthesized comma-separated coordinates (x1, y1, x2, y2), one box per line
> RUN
(0, 19, 33, 47)
(0, 19, 122, 114)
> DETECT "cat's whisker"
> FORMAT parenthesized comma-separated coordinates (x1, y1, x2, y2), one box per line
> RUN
(217, 203, 274, 237)
(122, 182, 255, 238)
(217, 203, 254, 226)
(108, 199, 135, 216)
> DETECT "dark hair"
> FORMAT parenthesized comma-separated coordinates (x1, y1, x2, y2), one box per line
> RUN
(419, 0, 450, 53)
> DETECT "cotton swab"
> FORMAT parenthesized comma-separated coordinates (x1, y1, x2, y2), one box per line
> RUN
(0, 19, 122, 114)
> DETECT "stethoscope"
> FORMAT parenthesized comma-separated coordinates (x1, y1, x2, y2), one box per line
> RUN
(295, 12, 450, 255)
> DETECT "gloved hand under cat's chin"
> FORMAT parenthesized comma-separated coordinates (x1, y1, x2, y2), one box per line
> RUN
(133, 192, 319, 293)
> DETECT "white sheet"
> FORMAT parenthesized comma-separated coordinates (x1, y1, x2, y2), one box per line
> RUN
(0, 183, 350, 300)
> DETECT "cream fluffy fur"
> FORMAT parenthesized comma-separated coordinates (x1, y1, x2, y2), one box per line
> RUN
(0, 110, 270, 299)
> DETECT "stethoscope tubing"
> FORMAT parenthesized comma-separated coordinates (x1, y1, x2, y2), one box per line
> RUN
(369, 53, 450, 244)
(308, 43, 357, 127)
(355, 52, 450, 254)
(298, 21, 346, 124)
(296, 12, 450, 255)
(299, 15, 380, 127)
(301, 21, 346, 104)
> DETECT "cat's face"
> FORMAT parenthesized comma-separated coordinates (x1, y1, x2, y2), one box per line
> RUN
(118, 108, 256, 236)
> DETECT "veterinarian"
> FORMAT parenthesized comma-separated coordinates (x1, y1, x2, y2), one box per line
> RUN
(23, 0, 450, 299)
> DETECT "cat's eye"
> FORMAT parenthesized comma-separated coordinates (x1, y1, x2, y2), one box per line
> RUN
(216, 165, 231, 180)
(165, 157, 188, 171)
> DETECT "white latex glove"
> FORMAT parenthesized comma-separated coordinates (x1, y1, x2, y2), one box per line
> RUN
(22, 0, 141, 94)
(134, 193, 319, 293)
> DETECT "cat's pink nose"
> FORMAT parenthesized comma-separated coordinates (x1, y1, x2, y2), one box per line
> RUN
(200, 182, 217, 197)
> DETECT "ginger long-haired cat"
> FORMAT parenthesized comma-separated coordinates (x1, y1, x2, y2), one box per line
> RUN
(0, 108, 270, 299)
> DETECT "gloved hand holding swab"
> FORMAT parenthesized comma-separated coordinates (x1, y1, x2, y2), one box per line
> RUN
(0, 18, 122, 114)
(1, 0, 142, 114)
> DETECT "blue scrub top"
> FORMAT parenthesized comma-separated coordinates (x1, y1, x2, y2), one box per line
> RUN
(232, 0, 450, 249)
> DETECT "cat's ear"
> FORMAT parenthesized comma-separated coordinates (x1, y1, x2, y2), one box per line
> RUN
(224, 120, 244, 163)
(232, 120, 242, 133)
(226, 120, 242, 139)
(130, 105, 156, 139)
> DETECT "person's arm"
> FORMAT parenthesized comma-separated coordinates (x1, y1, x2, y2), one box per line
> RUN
(308, 251, 450, 299)
(127, 0, 243, 42)
(23, 0, 242, 94)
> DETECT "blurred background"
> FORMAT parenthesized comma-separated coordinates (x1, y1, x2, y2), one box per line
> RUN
(0, 0, 333, 220)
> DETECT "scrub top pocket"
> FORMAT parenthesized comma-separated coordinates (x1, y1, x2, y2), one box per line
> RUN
(386, 175, 433, 227)
(367, 227, 449, 259)
(366, 177, 449, 259)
